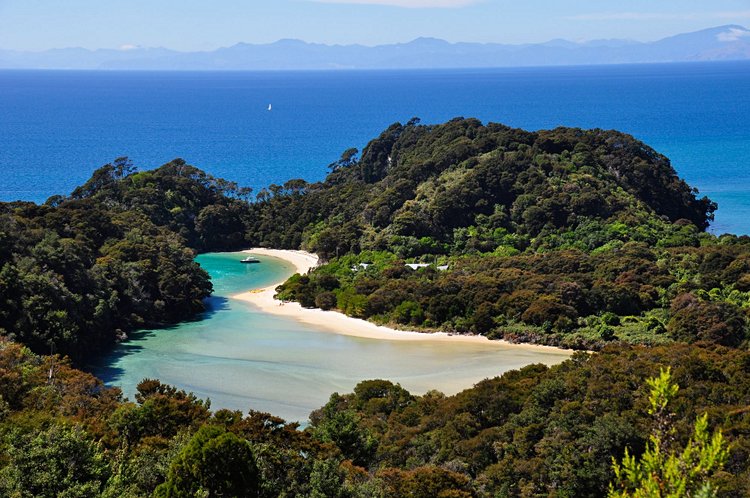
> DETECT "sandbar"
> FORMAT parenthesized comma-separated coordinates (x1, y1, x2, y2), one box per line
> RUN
(233, 249, 571, 353)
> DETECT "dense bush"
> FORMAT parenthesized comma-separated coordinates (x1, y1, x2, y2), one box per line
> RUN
(1, 340, 747, 497)
(0, 157, 255, 361)
(247, 119, 714, 259)
(259, 119, 749, 350)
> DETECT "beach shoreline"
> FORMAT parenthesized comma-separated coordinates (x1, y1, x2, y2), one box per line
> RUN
(232, 249, 572, 353)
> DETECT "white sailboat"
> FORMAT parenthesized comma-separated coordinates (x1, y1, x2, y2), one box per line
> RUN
(267, 104, 272, 111)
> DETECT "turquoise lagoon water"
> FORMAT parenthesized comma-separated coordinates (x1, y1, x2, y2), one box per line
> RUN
(92, 252, 570, 422)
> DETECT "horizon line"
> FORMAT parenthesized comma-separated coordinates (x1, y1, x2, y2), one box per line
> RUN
(1, 23, 747, 54)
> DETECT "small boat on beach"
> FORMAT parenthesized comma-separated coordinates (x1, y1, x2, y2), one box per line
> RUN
(240, 256, 261, 264)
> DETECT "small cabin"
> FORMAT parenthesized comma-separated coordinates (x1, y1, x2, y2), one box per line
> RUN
(404, 263, 449, 271)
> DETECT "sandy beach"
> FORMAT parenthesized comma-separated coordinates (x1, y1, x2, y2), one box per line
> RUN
(233, 249, 571, 352)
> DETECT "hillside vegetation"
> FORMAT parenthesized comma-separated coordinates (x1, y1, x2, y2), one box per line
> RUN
(0, 158, 249, 361)
(244, 118, 750, 350)
(1, 118, 749, 496)
(0, 340, 747, 496)
(249, 118, 715, 254)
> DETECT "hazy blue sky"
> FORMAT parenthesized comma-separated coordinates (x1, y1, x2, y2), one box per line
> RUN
(1, 0, 749, 51)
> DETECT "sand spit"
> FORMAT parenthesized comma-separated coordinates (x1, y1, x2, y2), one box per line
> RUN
(233, 249, 571, 353)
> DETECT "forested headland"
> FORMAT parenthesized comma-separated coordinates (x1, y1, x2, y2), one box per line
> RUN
(254, 118, 749, 351)
(0, 158, 251, 361)
(1, 118, 750, 496)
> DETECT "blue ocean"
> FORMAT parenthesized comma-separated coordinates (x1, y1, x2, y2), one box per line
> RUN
(1, 62, 749, 234)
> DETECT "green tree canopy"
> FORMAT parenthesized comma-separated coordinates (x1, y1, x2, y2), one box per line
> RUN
(154, 425, 259, 498)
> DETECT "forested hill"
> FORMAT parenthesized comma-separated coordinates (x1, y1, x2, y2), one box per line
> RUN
(248, 118, 715, 257)
(248, 118, 750, 350)
(0, 159, 251, 361)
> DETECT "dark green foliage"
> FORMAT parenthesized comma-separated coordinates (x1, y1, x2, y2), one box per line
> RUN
(154, 425, 259, 498)
(109, 379, 211, 446)
(0, 157, 258, 361)
(667, 293, 747, 346)
(276, 241, 750, 350)
(609, 368, 729, 497)
(247, 119, 714, 259)
(306, 458, 349, 498)
(308, 345, 750, 497)
(352, 379, 413, 416)
(376, 466, 473, 498)
(309, 393, 378, 467)
(0, 342, 333, 498)
(73, 158, 252, 252)
(315, 291, 337, 310)
(246, 118, 750, 350)
(0, 424, 109, 497)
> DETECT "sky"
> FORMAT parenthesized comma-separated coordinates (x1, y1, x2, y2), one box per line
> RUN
(1, 0, 749, 51)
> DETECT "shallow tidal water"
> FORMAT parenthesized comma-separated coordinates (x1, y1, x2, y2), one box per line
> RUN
(92, 252, 571, 422)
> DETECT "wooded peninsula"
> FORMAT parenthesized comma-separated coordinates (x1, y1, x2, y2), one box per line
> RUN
(1, 118, 749, 496)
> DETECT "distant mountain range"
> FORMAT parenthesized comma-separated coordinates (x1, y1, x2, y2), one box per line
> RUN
(1, 25, 749, 70)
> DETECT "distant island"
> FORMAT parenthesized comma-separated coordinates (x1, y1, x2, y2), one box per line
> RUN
(1, 24, 749, 70)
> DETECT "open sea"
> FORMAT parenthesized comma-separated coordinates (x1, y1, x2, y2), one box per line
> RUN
(1, 62, 749, 233)
(3, 63, 749, 420)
